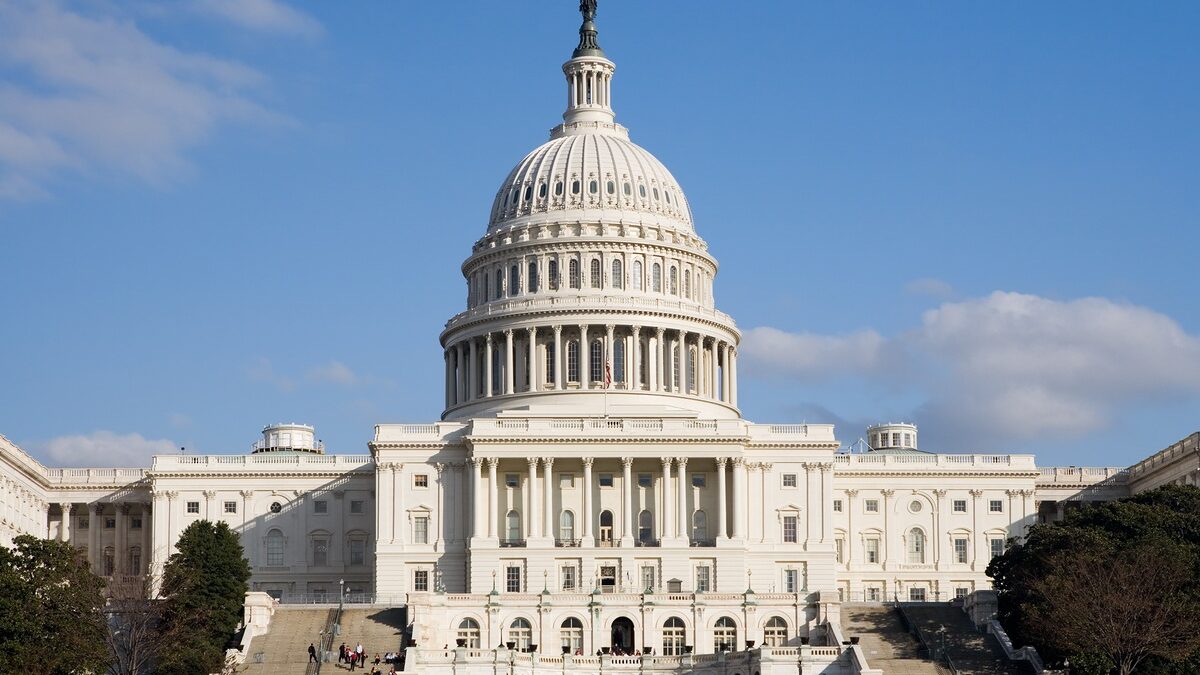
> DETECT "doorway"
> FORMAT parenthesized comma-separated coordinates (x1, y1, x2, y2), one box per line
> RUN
(610, 617, 635, 655)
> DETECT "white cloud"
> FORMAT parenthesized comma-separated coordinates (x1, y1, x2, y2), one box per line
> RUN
(744, 291, 1200, 445)
(247, 357, 296, 392)
(306, 360, 360, 386)
(38, 430, 177, 467)
(0, 0, 287, 199)
(168, 412, 192, 428)
(904, 277, 955, 299)
(191, 0, 322, 38)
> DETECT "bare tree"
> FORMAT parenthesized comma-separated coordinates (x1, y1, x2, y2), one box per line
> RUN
(1025, 540, 1200, 675)
(104, 575, 175, 675)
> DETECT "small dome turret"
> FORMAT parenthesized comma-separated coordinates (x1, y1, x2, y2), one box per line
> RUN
(867, 422, 919, 452)
(251, 423, 325, 455)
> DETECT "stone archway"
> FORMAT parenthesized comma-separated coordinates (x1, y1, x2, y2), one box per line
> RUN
(610, 616, 635, 654)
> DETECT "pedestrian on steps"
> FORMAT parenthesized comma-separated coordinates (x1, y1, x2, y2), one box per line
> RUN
(308, 643, 318, 664)
(339, 643, 346, 663)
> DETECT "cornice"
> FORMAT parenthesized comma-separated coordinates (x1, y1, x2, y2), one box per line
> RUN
(441, 306, 740, 345)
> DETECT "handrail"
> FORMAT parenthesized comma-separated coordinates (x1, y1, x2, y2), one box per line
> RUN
(309, 602, 342, 675)
(892, 596, 960, 675)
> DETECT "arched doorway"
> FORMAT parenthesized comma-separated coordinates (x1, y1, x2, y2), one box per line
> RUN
(610, 616, 635, 654)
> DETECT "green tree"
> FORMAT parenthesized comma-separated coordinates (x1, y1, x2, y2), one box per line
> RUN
(989, 485, 1200, 675)
(157, 520, 252, 675)
(0, 534, 109, 675)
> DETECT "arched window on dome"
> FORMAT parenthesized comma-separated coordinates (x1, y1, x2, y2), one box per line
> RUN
(652, 263, 662, 293)
(588, 180, 598, 195)
(567, 340, 580, 383)
(665, 190, 672, 204)
(623, 182, 631, 197)
(907, 528, 926, 564)
(632, 260, 642, 291)
(612, 259, 623, 289)
(569, 260, 581, 289)
(491, 349, 502, 395)
(606, 180, 615, 195)
(614, 339, 625, 385)
(523, 185, 532, 202)
(639, 184, 646, 199)
(590, 259, 602, 289)
(672, 345, 681, 390)
(548, 259, 560, 290)
(545, 342, 556, 386)
(509, 265, 520, 296)
(571, 180, 581, 195)
(652, 187, 660, 201)
(684, 272, 691, 299)
(590, 339, 603, 383)
(639, 341, 648, 389)
(528, 261, 538, 293)
(687, 346, 697, 394)
(494, 269, 504, 300)
(555, 181, 564, 197)
(669, 266, 678, 295)
(483, 274, 490, 302)
(538, 183, 547, 199)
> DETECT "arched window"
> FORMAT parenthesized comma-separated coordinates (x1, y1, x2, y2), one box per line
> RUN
(669, 266, 678, 295)
(687, 347, 697, 393)
(265, 529, 285, 567)
(614, 339, 625, 385)
(672, 345, 681, 390)
(907, 528, 926, 564)
(606, 180, 615, 195)
(555, 181, 563, 196)
(559, 511, 575, 542)
(545, 342, 556, 385)
(528, 261, 538, 293)
(638, 509, 654, 545)
(506, 510, 522, 542)
(662, 617, 686, 656)
(684, 272, 691, 299)
(483, 274, 490, 302)
(509, 264, 520, 296)
(571, 180, 581, 195)
(458, 618, 481, 648)
(652, 263, 662, 292)
(588, 180, 598, 194)
(128, 546, 142, 575)
(713, 617, 737, 652)
(538, 183, 547, 198)
(590, 339, 603, 383)
(590, 259, 602, 289)
(763, 616, 789, 647)
(491, 348, 502, 394)
(599, 510, 614, 545)
(632, 260, 643, 290)
(523, 185, 532, 202)
(612, 259, 624, 289)
(102, 547, 114, 576)
(494, 269, 504, 299)
(639, 184, 646, 198)
(561, 617, 584, 653)
(508, 618, 532, 651)
(569, 259, 581, 289)
(567, 340, 580, 383)
(548, 259, 560, 290)
(692, 510, 708, 541)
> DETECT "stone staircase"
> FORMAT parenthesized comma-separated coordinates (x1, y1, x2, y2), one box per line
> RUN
(332, 607, 407, 665)
(841, 604, 946, 675)
(900, 603, 1030, 675)
(240, 607, 332, 675)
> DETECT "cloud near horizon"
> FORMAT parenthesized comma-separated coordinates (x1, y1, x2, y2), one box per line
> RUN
(191, 0, 323, 38)
(37, 430, 177, 467)
(743, 291, 1200, 446)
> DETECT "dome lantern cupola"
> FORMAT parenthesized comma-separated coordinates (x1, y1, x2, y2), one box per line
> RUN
(562, 1, 615, 127)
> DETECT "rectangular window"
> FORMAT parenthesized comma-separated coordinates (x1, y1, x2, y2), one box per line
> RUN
(954, 538, 969, 563)
(131, 518, 141, 529)
(313, 500, 328, 514)
(414, 474, 429, 488)
(835, 538, 845, 563)
(784, 569, 800, 593)
(104, 517, 115, 529)
(599, 473, 614, 487)
(989, 500, 1003, 513)
(505, 473, 519, 488)
(833, 499, 843, 513)
(909, 587, 926, 602)
(990, 538, 1005, 559)
(865, 499, 879, 513)
(955, 587, 969, 600)
(350, 500, 364, 514)
(224, 501, 237, 514)
(312, 538, 328, 567)
(641, 565, 656, 592)
(562, 565, 577, 591)
(79, 517, 89, 529)
(783, 515, 798, 543)
(866, 538, 880, 564)
(413, 570, 429, 592)
(953, 499, 967, 513)
(782, 473, 797, 488)
(506, 565, 521, 593)
(414, 516, 430, 544)
(186, 502, 200, 514)
(349, 540, 366, 566)
(691, 473, 706, 488)
(559, 473, 575, 489)
(695, 565, 711, 592)
(637, 473, 652, 488)
(866, 587, 881, 602)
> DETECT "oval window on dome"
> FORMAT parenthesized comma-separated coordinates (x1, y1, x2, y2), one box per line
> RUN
(665, 191, 672, 204)
(523, 186, 532, 201)
(652, 188, 660, 201)
(623, 182, 631, 196)
(638, 184, 646, 198)
(589, 180, 598, 194)
(555, 181, 564, 196)
(606, 181, 615, 195)
(572, 180, 581, 195)
(538, 183, 547, 198)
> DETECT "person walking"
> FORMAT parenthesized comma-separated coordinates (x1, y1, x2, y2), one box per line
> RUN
(339, 643, 347, 663)
(308, 642, 318, 664)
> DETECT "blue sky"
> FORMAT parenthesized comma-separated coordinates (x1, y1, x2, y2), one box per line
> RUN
(1, 0, 1197, 468)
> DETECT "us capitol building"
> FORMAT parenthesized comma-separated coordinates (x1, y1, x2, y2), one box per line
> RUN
(1, 4, 1196, 673)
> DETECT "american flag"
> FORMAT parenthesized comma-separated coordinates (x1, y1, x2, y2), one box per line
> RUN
(604, 363, 612, 389)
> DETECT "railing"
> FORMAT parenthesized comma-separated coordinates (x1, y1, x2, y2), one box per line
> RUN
(153, 454, 373, 470)
(893, 597, 960, 675)
(1127, 432, 1199, 477)
(834, 453, 1037, 469)
(634, 538, 660, 547)
(308, 603, 342, 675)
(499, 538, 527, 548)
(1037, 466, 1129, 484)
(689, 538, 716, 547)
(554, 538, 581, 547)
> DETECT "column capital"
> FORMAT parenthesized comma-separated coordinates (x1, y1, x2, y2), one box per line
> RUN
(605, 324, 615, 333)
(715, 457, 728, 469)
(486, 457, 500, 469)
(542, 457, 555, 469)
(881, 489, 895, 498)
(240, 490, 255, 498)
(527, 457, 539, 469)
(969, 489, 984, 497)
(932, 489, 947, 497)
(485, 333, 493, 345)
(118, 503, 132, 515)
(620, 456, 634, 468)
(582, 457, 594, 468)
(527, 326, 537, 336)
(553, 324, 563, 335)
(731, 457, 745, 468)
(59, 502, 74, 513)
(655, 326, 665, 337)
(202, 490, 217, 498)
(632, 325, 641, 334)
(468, 456, 485, 468)
(676, 456, 688, 468)
(91, 502, 106, 514)
(504, 328, 513, 337)
(845, 489, 859, 497)
(661, 457, 672, 470)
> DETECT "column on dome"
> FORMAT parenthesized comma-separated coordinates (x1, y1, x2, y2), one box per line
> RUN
(484, 334, 494, 398)
(660, 458, 674, 544)
(468, 338, 478, 401)
(654, 328, 666, 392)
(676, 457, 689, 542)
(632, 326, 642, 390)
(620, 457, 634, 545)
(678, 331, 689, 393)
(444, 350, 452, 409)
(527, 327, 538, 392)
(553, 325, 564, 389)
(453, 344, 463, 404)
(504, 330, 515, 395)
(720, 342, 730, 402)
(731, 458, 747, 540)
(487, 458, 499, 539)
(579, 325, 590, 390)
(526, 458, 538, 539)
(542, 458, 555, 541)
(709, 338, 720, 400)
(715, 458, 728, 540)
(581, 458, 594, 545)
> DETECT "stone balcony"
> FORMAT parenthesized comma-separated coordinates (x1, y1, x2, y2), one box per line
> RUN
(833, 453, 1038, 470)
(442, 293, 737, 333)
(374, 418, 836, 446)
(151, 454, 374, 472)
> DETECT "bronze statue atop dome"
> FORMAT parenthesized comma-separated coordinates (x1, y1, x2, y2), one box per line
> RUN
(580, 0, 597, 22)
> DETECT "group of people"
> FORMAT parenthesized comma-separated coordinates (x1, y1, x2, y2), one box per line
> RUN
(304, 641, 402, 673)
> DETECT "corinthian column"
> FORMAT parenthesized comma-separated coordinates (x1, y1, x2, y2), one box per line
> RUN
(632, 326, 642, 389)
(484, 334, 494, 397)
(504, 329, 515, 394)
(487, 458, 499, 539)
(470, 457, 484, 539)
(527, 327, 538, 392)
(579, 325, 590, 390)
(731, 458, 747, 540)
(526, 458, 538, 539)
(716, 458, 728, 541)
(543, 458, 555, 541)
(553, 325, 563, 389)
(676, 457, 689, 541)
(661, 458, 674, 544)
(621, 457, 634, 545)
(582, 458, 594, 545)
